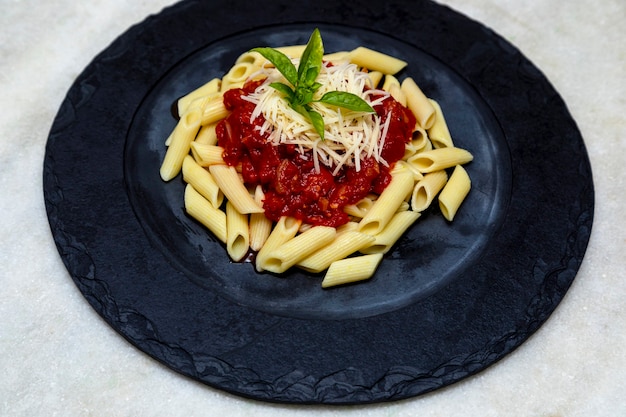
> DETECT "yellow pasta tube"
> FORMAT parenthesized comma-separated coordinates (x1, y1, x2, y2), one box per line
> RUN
(177, 78, 221, 116)
(366, 70, 384, 88)
(235, 51, 267, 67)
(411, 128, 432, 153)
(249, 186, 272, 251)
(255, 216, 302, 272)
(194, 123, 218, 146)
(427, 99, 454, 148)
(225, 201, 250, 262)
(343, 195, 376, 218)
(274, 44, 307, 59)
(323, 51, 350, 63)
(182, 155, 224, 208)
(407, 147, 473, 173)
(401, 77, 436, 129)
(261, 226, 336, 274)
(200, 95, 230, 126)
(221, 62, 257, 91)
(160, 106, 203, 181)
(411, 170, 448, 212)
(360, 210, 420, 254)
(321, 253, 383, 288)
(395, 160, 423, 183)
(208, 164, 264, 214)
(438, 165, 471, 221)
(297, 231, 375, 273)
(358, 169, 414, 235)
(348, 47, 407, 74)
(184, 184, 227, 243)
(190, 142, 225, 166)
(382, 74, 407, 106)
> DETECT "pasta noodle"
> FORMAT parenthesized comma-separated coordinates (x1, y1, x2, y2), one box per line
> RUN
(360, 210, 421, 254)
(260, 226, 336, 274)
(177, 78, 221, 116)
(160, 106, 203, 181)
(347, 46, 408, 74)
(184, 184, 227, 243)
(438, 165, 471, 221)
(182, 155, 224, 208)
(255, 216, 301, 272)
(297, 230, 375, 273)
(411, 170, 448, 212)
(321, 253, 384, 288)
(249, 186, 272, 251)
(427, 99, 454, 149)
(358, 168, 414, 235)
(208, 164, 263, 214)
(190, 142, 225, 166)
(225, 201, 250, 261)
(401, 77, 436, 130)
(159, 31, 476, 288)
(407, 147, 473, 173)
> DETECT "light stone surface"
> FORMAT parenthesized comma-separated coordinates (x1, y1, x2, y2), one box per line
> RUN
(1, 1, 624, 416)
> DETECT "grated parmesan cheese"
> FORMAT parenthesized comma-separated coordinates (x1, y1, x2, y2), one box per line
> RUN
(242, 61, 392, 174)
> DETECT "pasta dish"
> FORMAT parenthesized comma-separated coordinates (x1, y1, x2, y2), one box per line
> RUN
(159, 29, 473, 288)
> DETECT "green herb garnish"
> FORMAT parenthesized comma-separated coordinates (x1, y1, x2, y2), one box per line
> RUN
(251, 28, 375, 140)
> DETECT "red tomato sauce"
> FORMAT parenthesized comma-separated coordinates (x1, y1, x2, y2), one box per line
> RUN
(216, 80, 416, 227)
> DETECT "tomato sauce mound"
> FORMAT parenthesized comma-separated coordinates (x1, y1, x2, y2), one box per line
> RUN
(216, 80, 416, 228)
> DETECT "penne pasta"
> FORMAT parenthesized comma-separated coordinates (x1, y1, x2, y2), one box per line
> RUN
(190, 142, 225, 166)
(182, 155, 224, 208)
(184, 184, 227, 243)
(427, 99, 454, 148)
(255, 216, 301, 272)
(343, 195, 376, 218)
(274, 44, 307, 59)
(177, 78, 221, 116)
(235, 51, 267, 68)
(249, 186, 272, 251)
(401, 77, 436, 130)
(438, 165, 471, 221)
(321, 253, 383, 288)
(200, 94, 230, 126)
(366, 70, 384, 88)
(194, 123, 218, 146)
(407, 147, 473, 173)
(208, 164, 263, 214)
(260, 226, 337, 274)
(411, 170, 448, 212)
(221, 62, 258, 91)
(297, 230, 375, 273)
(358, 168, 414, 235)
(160, 106, 203, 181)
(226, 201, 250, 262)
(348, 46, 407, 74)
(360, 210, 420, 254)
(323, 51, 350, 63)
(382, 74, 407, 106)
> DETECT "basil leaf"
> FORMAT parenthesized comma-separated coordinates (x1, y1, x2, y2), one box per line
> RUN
(306, 108, 326, 140)
(294, 87, 315, 107)
(318, 91, 376, 113)
(298, 28, 324, 87)
(251, 47, 298, 87)
(269, 82, 296, 101)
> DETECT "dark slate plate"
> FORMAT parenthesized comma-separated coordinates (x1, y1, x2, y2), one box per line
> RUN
(43, 0, 594, 405)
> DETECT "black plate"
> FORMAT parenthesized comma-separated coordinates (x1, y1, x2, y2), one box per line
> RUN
(43, 0, 594, 405)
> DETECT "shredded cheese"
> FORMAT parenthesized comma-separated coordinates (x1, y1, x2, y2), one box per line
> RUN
(242, 61, 391, 173)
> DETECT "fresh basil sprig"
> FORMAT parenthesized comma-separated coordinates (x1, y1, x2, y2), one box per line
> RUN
(251, 28, 375, 140)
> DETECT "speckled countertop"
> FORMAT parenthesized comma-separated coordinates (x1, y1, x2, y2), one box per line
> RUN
(1, 1, 625, 416)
